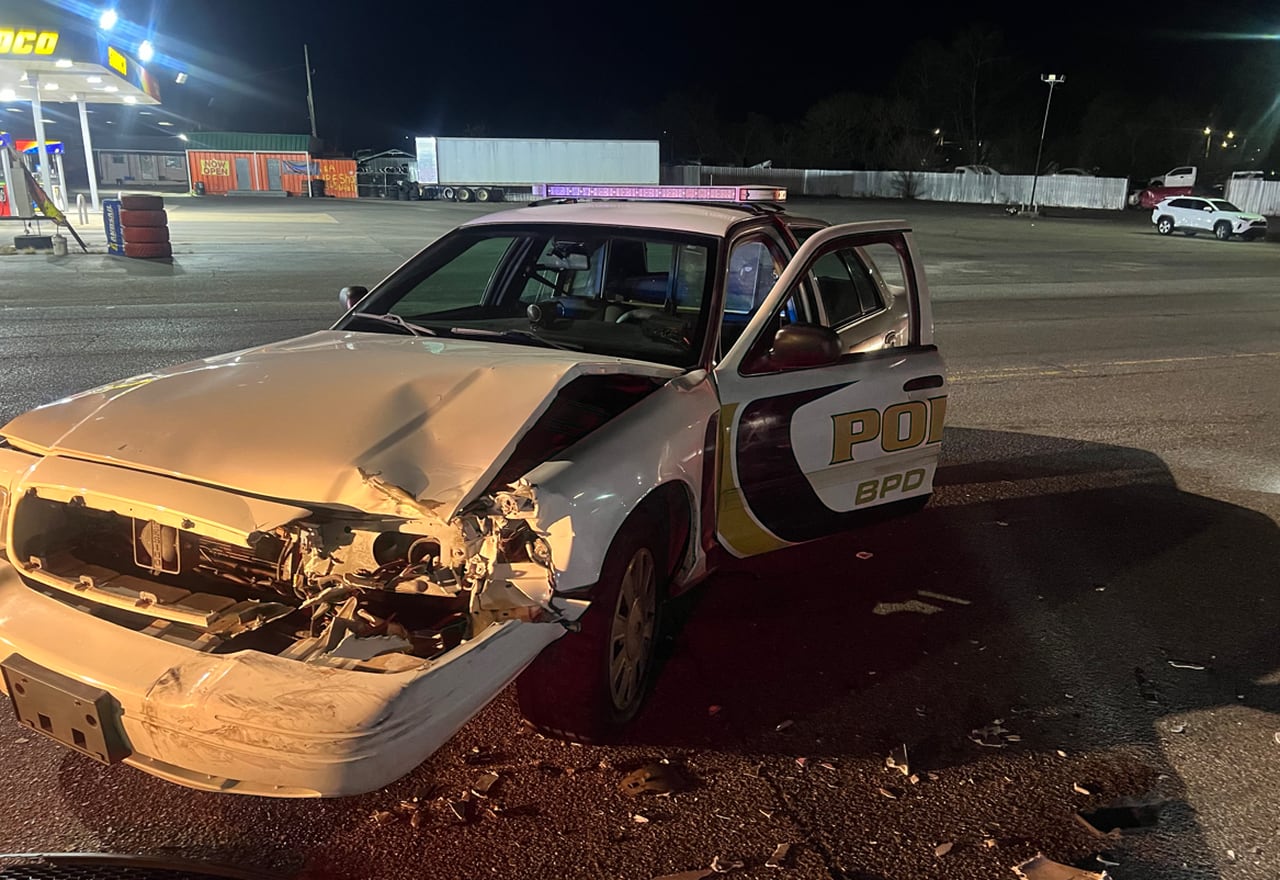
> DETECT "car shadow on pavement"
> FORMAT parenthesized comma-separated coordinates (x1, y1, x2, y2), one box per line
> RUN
(622, 427, 1279, 877)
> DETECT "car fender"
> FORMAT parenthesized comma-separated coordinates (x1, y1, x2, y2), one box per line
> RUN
(523, 371, 720, 594)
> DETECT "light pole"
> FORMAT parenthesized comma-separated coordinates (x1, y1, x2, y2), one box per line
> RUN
(1028, 74, 1064, 212)
(1203, 127, 1212, 159)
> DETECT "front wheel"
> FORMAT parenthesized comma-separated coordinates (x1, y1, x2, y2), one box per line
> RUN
(1156, 216, 1174, 235)
(1214, 221, 1233, 241)
(516, 509, 664, 741)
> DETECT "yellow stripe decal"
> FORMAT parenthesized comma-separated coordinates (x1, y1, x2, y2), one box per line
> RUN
(715, 402, 791, 558)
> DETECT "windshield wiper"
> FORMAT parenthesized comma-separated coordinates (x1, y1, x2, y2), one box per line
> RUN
(349, 312, 439, 337)
(446, 327, 579, 351)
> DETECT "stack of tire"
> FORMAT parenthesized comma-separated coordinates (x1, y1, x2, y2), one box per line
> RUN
(119, 194, 172, 259)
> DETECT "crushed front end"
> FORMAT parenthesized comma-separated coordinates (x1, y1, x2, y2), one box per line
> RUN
(0, 446, 583, 795)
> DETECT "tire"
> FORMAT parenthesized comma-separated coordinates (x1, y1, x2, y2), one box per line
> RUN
(1156, 216, 1174, 235)
(123, 225, 170, 244)
(456, 187, 475, 203)
(475, 187, 491, 203)
(120, 194, 163, 211)
(421, 186, 439, 200)
(1214, 221, 1232, 241)
(123, 241, 172, 259)
(120, 209, 168, 228)
(440, 186, 456, 201)
(516, 507, 666, 741)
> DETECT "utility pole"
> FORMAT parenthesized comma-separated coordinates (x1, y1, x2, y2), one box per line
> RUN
(304, 44, 318, 140)
(1028, 73, 1064, 213)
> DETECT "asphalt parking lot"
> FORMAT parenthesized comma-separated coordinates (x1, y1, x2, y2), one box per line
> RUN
(1, 196, 1278, 880)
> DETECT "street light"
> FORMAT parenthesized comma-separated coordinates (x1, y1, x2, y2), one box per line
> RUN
(1028, 74, 1065, 212)
(1203, 127, 1213, 158)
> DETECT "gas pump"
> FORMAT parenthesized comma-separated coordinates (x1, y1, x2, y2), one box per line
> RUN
(1, 135, 41, 220)
(17, 140, 66, 211)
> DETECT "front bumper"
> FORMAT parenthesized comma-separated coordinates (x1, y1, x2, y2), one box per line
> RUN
(0, 561, 562, 797)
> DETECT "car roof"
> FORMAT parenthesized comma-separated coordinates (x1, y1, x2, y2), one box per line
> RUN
(460, 200, 774, 238)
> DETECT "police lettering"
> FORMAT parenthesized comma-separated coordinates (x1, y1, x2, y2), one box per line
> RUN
(854, 468, 927, 505)
(831, 396, 946, 464)
(0, 29, 59, 56)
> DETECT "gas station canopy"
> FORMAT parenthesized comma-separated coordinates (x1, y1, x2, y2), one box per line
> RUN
(1, 15, 162, 217)
(0, 24, 161, 106)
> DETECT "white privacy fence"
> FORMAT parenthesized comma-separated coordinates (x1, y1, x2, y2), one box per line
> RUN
(664, 165, 1129, 210)
(1224, 178, 1280, 216)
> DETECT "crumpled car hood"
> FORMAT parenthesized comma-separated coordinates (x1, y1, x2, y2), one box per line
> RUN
(1, 330, 677, 519)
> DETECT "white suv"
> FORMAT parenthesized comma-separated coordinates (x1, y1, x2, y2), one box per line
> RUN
(1152, 196, 1268, 241)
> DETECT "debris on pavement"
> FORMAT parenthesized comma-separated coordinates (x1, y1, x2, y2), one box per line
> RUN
(918, 589, 972, 606)
(1095, 854, 1120, 867)
(1072, 782, 1092, 796)
(471, 771, 501, 797)
(370, 810, 397, 826)
(1076, 795, 1167, 835)
(878, 786, 902, 799)
(872, 599, 944, 616)
(708, 705, 722, 718)
(970, 720, 1018, 748)
(1169, 722, 1188, 734)
(795, 756, 808, 770)
(766, 844, 791, 869)
(1274, 731, 1280, 745)
(652, 871, 715, 880)
(1012, 854, 1110, 880)
(620, 763, 688, 797)
(1133, 667, 1166, 706)
(1167, 659, 1207, 671)
(633, 814, 651, 824)
(984, 838, 999, 848)
(710, 856, 744, 873)
(856, 551, 874, 560)
(1056, 750, 1068, 757)
(885, 743, 910, 776)
(14, 738, 27, 744)
(775, 719, 794, 732)
(934, 842, 954, 857)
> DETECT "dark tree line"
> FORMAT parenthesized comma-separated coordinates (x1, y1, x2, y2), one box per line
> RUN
(595, 27, 1280, 180)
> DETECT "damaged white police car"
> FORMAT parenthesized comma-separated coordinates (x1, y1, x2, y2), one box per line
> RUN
(0, 184, 946, 796)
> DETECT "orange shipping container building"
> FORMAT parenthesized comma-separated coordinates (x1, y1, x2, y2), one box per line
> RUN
(185, 133, 356, 198)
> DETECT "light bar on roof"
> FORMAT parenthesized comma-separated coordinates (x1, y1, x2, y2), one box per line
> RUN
(531, 184, 786, 203)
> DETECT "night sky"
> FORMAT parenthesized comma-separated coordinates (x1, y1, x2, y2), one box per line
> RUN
(6, 0, 1280, 155)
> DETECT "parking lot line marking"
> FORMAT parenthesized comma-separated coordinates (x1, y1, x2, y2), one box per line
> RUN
(165, 212, 339, 224)
(952, 351, 1280, 383)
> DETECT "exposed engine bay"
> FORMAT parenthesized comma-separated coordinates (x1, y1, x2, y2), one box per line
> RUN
(10, 478, 570, 674)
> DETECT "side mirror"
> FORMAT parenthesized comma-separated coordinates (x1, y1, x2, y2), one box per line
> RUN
(764, 323, 841, 371)
(339, 285, 368, 311)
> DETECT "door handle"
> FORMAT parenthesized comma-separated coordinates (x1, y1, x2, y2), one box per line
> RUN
(903, 374, 944, 391)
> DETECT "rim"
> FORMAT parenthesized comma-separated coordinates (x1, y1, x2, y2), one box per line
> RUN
(608, 547, 657, 712)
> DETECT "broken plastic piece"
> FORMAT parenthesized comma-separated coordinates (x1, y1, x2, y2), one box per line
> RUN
(1073, 782, 1092, 796)
(775, 719, 794, 732)
(766, 844, 791, 869)
(877, 786, 901, 800)
(633, 813, 651, 824)
(472, 771, 501, 797)
(620, 763, 687, 797)
(710, 856, 744, 873)
(885, 743, 910, 776)
(855, 551, 873, 560)
(970, 721, 1015, 748)
(872, 599, 943, 616)
(935, 842, 954, 857)
(1167, 659, 1206, 671)
(1012, 854, 1109, 880)
(371, 810, 397, 825)
(917, 589, 971, 605)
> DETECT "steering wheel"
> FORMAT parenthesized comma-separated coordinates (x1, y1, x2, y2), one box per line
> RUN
(615, 308, 660, 324)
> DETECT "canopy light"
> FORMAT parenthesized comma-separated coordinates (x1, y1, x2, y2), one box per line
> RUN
(138, 40, 154, 62)
(99, 9, 118, 30)
(531, 183, 787, 203)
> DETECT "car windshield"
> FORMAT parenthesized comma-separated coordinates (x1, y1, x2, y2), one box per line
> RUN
(1211, 200, 1242, 212)
(340, 224, 719, 368)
